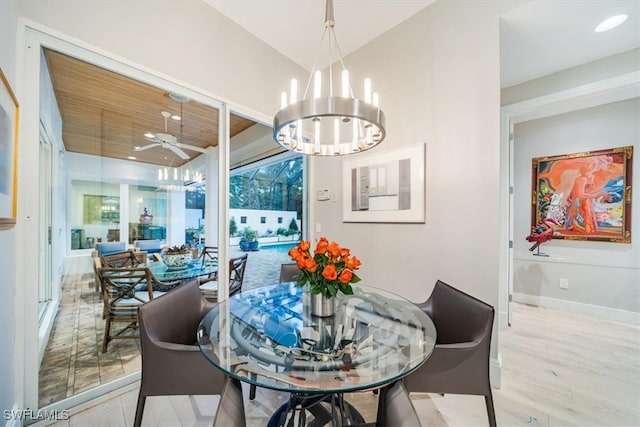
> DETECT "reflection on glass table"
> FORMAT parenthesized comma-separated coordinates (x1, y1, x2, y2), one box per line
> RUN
(147, 259, 217, 283)
(197, 282, 436, 426)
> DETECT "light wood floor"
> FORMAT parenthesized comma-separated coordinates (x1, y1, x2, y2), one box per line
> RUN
(39, 302, 640, 426)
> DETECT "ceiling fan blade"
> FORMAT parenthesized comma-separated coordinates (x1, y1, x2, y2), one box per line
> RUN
(168, 145, 191, 160)
(176, 142, 208, 154)
(134, 142, 161, 151)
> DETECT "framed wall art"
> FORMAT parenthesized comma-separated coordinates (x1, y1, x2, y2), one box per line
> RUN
(342, 143, 425, 223)
(531, 146, 633, 243)
(0, 68, 19, 230)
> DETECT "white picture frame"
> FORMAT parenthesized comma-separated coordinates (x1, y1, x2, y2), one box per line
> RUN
(342, 143, 425, 223)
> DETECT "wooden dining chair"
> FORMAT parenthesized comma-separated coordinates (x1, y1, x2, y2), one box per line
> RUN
(200, 246, 219, 267)
(98, 267, 167, 353)
(101, 249, 145, 269)
(404, 279, 496, 427)
(199, 254, 248, 301)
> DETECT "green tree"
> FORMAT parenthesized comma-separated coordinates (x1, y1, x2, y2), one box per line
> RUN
(288, 218, 299, 234)
(229, 216, 238, 237)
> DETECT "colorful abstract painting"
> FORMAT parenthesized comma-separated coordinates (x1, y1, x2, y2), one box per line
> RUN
(531, 146, 633, 243)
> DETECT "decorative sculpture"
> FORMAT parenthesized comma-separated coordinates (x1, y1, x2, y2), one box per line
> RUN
(526, 218, 559, 256)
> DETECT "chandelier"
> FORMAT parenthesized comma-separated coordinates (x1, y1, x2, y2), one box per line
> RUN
(157, 165, 203, 185)
(156, 99, 204, 188)
(273, 0, 386, 156)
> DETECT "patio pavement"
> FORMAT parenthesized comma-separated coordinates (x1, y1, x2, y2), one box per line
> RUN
(230, 242, 296, 291)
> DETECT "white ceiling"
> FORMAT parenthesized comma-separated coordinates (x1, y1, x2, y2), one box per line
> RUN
(500, 0, 640, 88)
(204, 0, 435, 70)
(204, 0, 640, 89)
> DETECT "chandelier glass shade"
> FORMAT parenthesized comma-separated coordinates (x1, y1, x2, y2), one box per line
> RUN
(157, 165, 203, 192)
(273, 0, 386, 156)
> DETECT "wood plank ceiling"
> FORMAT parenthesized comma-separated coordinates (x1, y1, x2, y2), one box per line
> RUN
(43, 48, 257, 167)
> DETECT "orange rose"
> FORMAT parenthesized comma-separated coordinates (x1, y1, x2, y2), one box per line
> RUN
(339, 248, 350, 258)
(315, 237, 329, 254)
(346, 256, 361, 270)
(296, 255, 308, 269)
(327, 242, 341, 258)
(299, 240, 310, 252)
(288, 247, 301, 260)
(322, 264, 337, 281)
(304, 257, 317, 272)
(339, 269, 353, 283)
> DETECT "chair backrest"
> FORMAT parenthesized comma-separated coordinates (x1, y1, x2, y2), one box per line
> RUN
(138, 279, 205, 346)
(426, 279, 494, 345)
(228, 254, 248, 296)
(99, 267, 155, 306)
(279, 263, 300, 283)
(134, 239, 163, 254)
(200, 246, 219, 267)
(101, 250, 142, 268)
(95, 241, 127, 256)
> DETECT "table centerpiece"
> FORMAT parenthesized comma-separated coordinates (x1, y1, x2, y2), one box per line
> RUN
(288, 237, 361, 317)
(161, 245, 193, 270)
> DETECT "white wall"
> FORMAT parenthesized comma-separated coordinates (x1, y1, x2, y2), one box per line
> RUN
(0, 0, 19, 421)
(513, 98, 640, 319)
(313, 0, 515, 303)
(502, 48, 640, 105)
(310, 1, 519, 384)
(231, 208, 299, 237)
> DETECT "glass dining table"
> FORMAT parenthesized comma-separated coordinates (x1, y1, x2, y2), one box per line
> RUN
(147, 258, 217, 283)
(197, 282, 437, 426)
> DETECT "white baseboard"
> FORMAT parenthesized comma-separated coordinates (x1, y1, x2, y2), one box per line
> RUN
(490, 353, 502, 389)
(512, 293, 640, 325)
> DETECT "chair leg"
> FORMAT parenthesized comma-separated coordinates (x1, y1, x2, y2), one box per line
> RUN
(133, 392, 146, 427)
(102, 316, 111, 353)
(485, 392, 497, 427)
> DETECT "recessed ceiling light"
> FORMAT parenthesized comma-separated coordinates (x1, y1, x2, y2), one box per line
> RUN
(144, 132, 155, 138)
(595, 14, 628, 32)
(171, 115, 181, 121)
(127, 156, 137, 160)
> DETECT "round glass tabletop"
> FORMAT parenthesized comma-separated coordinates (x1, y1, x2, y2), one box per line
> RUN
(148, 259, 217, 282)
(197, 282, 436, 395)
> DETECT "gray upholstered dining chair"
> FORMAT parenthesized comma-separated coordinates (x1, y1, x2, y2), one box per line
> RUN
(375, 380, 422, 427)
(134, 279, 235, 427)
(213, 377, 246, 427)
(279, 263, 300, 282)
(403, 279, 496, 427)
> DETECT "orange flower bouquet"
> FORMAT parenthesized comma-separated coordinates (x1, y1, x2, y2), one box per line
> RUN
(288, 237, 361, 298)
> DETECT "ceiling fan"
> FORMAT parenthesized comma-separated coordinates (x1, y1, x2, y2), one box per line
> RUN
(134, 110, 207, 160)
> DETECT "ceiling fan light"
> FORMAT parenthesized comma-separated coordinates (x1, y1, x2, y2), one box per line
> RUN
(171, 115, 181, 121)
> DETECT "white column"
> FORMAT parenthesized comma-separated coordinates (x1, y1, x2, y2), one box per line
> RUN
(167, 190, 186, 247)
(205, 146, 219, 246)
